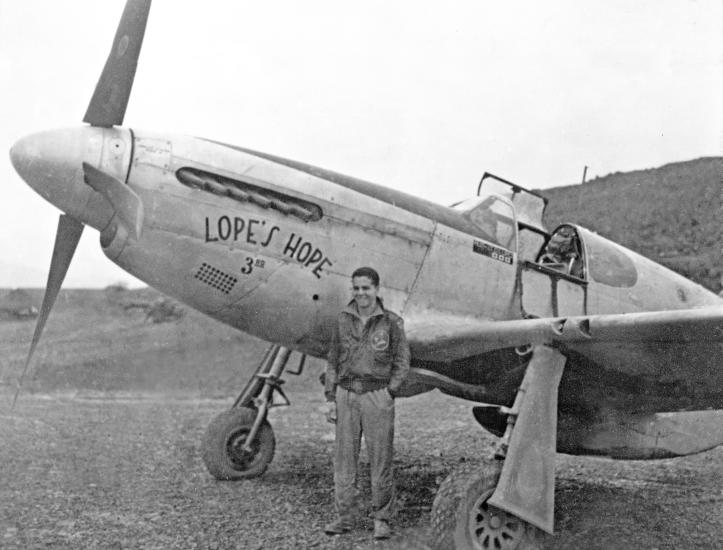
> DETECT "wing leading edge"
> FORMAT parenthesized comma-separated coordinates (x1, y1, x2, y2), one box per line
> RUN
(407, 306, 723, 362)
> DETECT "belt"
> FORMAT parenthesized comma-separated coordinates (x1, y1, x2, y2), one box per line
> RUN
(339, 378, 388, 394)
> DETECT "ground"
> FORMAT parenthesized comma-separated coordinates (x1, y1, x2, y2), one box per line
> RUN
(1, 289, 721, 549)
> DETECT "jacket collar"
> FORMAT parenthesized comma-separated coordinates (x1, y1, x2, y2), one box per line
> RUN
(343, 297, 385, 320)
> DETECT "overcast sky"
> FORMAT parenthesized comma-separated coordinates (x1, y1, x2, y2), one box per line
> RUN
(1, 0, 721, 287)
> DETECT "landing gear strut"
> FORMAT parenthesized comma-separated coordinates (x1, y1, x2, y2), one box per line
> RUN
(430, 345, 566, 550)
(201, 344, 303, 480)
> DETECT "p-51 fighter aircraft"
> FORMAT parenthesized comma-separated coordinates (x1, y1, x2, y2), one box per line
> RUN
(9, 2, 723, 549)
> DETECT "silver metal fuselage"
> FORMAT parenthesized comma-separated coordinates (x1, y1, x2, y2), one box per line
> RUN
(116, 128, 525, 357)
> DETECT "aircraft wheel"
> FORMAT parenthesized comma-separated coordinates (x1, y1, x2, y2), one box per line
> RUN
(430, 459, 544, 550)
(201, 407, 275, 480)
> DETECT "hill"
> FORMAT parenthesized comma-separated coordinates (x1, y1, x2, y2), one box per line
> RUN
(541, 157, 723, 292)
(0, 287, 324, 397)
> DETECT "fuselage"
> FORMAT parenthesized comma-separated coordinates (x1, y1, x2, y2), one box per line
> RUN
(75, 127, 526, 358)
(11, 125, 723, 423)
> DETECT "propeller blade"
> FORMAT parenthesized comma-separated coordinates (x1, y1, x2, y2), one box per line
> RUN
(82, 162, 144, 240)
(82, 0, 152, 127)
(12, 215, 84, 410)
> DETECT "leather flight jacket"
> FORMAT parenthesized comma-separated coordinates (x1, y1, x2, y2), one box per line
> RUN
(325, 298, 410, 402)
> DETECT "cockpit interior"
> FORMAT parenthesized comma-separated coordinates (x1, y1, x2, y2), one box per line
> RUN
(536, 225, 585, 279)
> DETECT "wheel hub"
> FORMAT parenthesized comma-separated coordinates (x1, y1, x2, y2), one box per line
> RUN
(469, 493, 523, 550)
(226, 428, 260, 470)
(489, 515, 502, 530)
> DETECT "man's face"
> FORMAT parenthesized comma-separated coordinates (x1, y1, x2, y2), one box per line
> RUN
(352, 276, 378, 310)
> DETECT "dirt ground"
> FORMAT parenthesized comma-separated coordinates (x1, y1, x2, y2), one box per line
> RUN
(1, 291, 721, 549)
(1, 387, 721, 550)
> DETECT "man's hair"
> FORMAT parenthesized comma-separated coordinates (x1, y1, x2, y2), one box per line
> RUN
(351, 266, 380, 287)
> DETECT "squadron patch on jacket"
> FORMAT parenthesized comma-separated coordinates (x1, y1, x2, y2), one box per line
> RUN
(371, 329, 390, 351)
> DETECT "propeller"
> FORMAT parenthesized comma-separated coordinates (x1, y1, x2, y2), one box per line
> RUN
(12, 216, 84, 410)
(83, 0, 152, 127)
(12, 1, 152, 409)
(83, 162, 144, 240)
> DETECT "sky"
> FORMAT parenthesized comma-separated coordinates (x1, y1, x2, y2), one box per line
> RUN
(1, 0, 721, 287)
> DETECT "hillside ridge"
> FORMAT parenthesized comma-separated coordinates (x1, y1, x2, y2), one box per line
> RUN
(541, 156, 722, 292)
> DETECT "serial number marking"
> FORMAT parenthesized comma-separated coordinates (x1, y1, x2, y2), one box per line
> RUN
(472, 240, 514, 264)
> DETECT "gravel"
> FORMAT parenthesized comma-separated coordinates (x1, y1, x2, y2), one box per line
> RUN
(1, 388, 721, 549)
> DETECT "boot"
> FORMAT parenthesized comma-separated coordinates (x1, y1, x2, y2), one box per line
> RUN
(324, 517, 352, 535)
(373, 519, 391, 540)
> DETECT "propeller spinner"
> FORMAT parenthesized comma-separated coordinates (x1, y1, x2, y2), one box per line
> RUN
(9, 0, 152, 408)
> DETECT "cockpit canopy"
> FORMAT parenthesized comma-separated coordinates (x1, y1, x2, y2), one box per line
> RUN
(534, 224, 639, 286)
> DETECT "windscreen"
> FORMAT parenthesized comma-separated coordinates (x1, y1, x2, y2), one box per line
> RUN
(478, 173, 547, 232)
(454, 195, 517, 251)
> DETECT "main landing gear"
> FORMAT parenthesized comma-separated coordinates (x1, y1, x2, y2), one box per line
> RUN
(429, 345, 567, 550)
(430, 459, 540, 550)
(201, 344, 303, 480)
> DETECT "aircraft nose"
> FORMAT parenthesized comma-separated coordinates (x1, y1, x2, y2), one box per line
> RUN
(9, 136, 26, 174)
(9, 133, 39, 182)
(9, 127, 111, 228)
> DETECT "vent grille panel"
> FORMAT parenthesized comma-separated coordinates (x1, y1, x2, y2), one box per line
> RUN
(177, 167, 322, 222)
(194, 262, 237, 294)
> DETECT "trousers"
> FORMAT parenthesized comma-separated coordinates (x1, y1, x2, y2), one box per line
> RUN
(334, 385, 395, 521)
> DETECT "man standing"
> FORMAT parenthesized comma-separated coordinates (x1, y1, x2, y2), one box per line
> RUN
(324, 267, 410, 540)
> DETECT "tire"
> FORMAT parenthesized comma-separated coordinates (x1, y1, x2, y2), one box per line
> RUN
(201, 407, 275, 480)
(430, 459, 544, 550)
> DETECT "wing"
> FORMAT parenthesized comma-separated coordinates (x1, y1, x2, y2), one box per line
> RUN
(406, 306, 723, 362)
